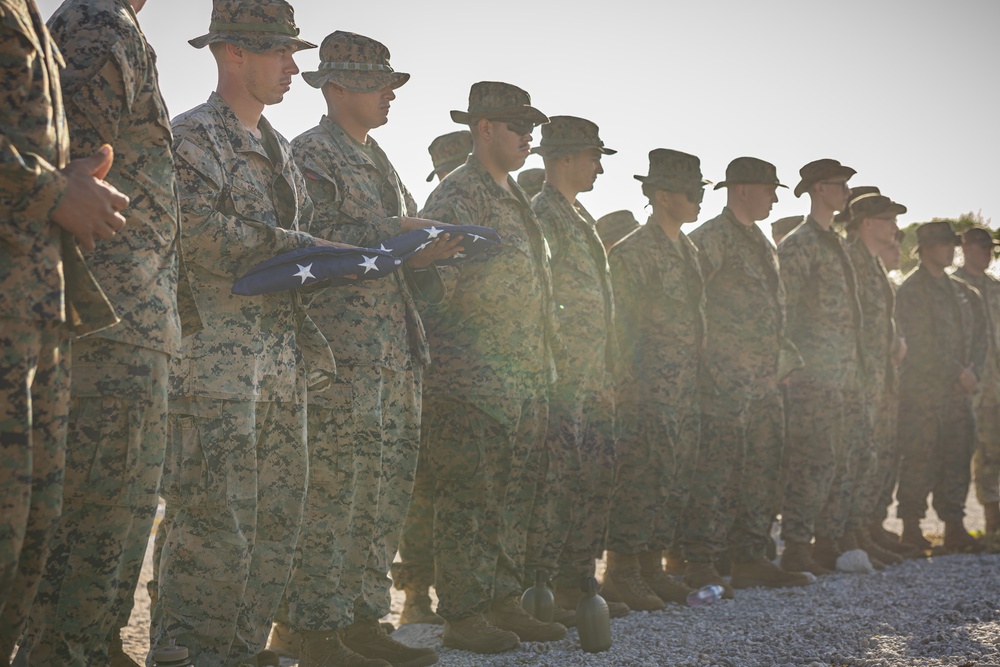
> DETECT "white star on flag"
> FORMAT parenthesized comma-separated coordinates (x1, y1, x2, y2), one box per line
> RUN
(293, 263, 315, 284)
(358, 255, 380, 274)
(379, 243, 392, 252)
(424, 226, 443, 239)
(469, 234, 484, 243)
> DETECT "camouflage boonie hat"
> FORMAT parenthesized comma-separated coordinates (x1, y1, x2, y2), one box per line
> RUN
(714, 157, 787, 190)
(835, 186, 881, 224)
(634, 149, 710, 192)
(597, 210, 640, 247)
(426, 131, 472, 182)
(793, 158, 856, 198)
(915, 221, 960, 249)
(846, 193, 907, 228)
(302, 31, 409, 92)
(771, 215, 803, 239)
(189, 0, 316, 52)
(516, 168, 545, 198)
(451, 81, 549, 125)
(530, 116, 616, 158)
(962, 226, 1000, 247)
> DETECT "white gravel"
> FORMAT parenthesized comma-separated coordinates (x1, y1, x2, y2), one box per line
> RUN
(118, 494, 999, 666)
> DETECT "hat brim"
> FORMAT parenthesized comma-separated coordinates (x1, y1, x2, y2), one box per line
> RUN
(912, 235, 961, 258)
(793, 165, 857, 198)
(843, 201, 908, 226)
(451, 106, 549, 126)
(714, 180, 788, 191)
(530, 144, 617, 157)
(425, 157, 466, 182)
(189, 32, 317, 52)
(302, 69, 409, 91)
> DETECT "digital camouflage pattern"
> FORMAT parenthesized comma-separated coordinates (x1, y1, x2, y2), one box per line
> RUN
(283, 115, 433, 630)
(895, 265, 986, 523)
(779, 216, 863, 543)
(529, 116, 616, 158)
(301, 30, 409, 92)
(596, 210, 639, 248)
(16, 3, 179, 661)
(19, 339, 168, 666)
(525, 183, 616, 585)
(607, 222, 704, 554)
(426, 130, 472, 182)
(516, 168, 545, 199)
(712, 157, 787, 190)
(418, 155, 555, 619)
(634, 149, 709, 192)
(0, 0, 108, 653)
(792, 158, 856, 199)
(955, 266, 1000, 506)
(685, 208, 788, 563)
(450, 81, 548, 125)
(188, 0, 316, 52)
(152, 91, 320, 664)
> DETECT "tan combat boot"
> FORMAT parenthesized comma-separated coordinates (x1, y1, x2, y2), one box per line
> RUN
(298, 629, 391, 667)
(900, 518, 932, 552)
(442, 613, 520, 654)
(984, 502, 1000, 534)
(780, 541, 832, 576)
(683, 561, 734, 599)
(600, 551, 666, 611)
(638, 551, 693, 603)
(487, 595, 567, 642)
(730, 556, 812, 589)
(855, 528, 902, 565)
(811, 536, 842, 572)
(554, 584, 631, 618)
(943, 521, 986, 554)
(341, 619, 439, 667)
(399, 583, 444, 626)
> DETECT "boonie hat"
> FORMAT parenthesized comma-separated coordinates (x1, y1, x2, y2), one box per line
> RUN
(189, 0, 316, 52)
(302, 31, 409, 92)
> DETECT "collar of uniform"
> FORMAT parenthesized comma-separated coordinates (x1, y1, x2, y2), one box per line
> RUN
(537, 182, 581, 219)
(467, 155, 528, 206)
(318, 115, 385, 169)
(206, 91, 281, 164)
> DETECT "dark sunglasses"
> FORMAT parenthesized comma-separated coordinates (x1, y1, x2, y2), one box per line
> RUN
(685, 187, 706, 204)
(490, 118, 535, 136)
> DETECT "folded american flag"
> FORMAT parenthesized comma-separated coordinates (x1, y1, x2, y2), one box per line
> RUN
(232, 246, 400, 296)
(376, 224, 501, 265)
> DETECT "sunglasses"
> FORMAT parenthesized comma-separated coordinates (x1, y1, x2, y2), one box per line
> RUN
(491, 118, 535, 136)
(684, 187, 705, 204)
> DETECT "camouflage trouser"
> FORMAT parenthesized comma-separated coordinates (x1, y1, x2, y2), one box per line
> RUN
(525, 389, 615, 591)
(282, 365, 420, 631)
(843, 386, 876, 532)
(150, 391, 308, 666)
(423, 394, 546, 621)
(781, 379, 853, 544)
(683, 389, 783, 563)
(606, 400, 699, 555)
(896, 392, 975, 523)
(17, 339, 168, 667)
(0, 319, 71, 655)
(391, 443, 435, 591)
(972, 382, 1000, 505)
(850, 381, 895, 528)
(873, 385, 901, 522)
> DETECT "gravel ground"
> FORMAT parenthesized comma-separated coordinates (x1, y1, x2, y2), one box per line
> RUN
(118, 494, 1000, 666)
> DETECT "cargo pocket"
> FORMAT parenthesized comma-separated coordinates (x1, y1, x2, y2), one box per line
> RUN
(67, 363, 152, 503)
(427, 401, 486, 482)
(161, 400, 222, 507)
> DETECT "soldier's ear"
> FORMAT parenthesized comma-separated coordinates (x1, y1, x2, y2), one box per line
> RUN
(475, 118, 493, 140)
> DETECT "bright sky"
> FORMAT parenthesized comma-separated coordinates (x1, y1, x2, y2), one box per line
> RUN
(38, 0, 1000, 236)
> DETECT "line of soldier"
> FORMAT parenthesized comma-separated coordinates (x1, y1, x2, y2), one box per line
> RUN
(3, 0, 999, 666)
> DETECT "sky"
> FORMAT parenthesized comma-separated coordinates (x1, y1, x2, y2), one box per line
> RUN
(38, 0, 1000, 237)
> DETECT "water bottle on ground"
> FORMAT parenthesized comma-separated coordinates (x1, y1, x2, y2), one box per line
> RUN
(521, 569, 555, 622)
(576, 576, 612, 653)
(152, 639, 191, 666)
(686, 584, 725, 607)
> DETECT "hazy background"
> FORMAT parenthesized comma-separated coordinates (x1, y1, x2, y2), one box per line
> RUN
(38, 0, 1000, 236)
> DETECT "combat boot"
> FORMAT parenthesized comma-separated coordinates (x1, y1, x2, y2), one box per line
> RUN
(870, 522, 922, 557)
(664, 547, 686, 574)
(341, 619, 439, 667)
(600, 551, 665, 610)
(638, 551, 693, 603)
(900, 518, 932, 552)
(811, 536, 842, 572)
(730, 556, 812, 589)
(683, 562, 734, 599)
(554, 585, 631, 618)
(780, 541, 832, 576)
(855, 528, 903, 566)
(984, 502, 1000, 534)
(298, 629, 391, 667)
(839, 531, 883, 570)
(399, 584, 444, 626)
(441, 614, 519, 654)
(487, 595, 567, 642)
(943, 521, 986, 554)
(267, 620, 299, 659)
(109, 627, 141, 667)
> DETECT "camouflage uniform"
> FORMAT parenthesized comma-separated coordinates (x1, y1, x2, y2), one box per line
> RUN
(425, 130, 472, 183)
(283, 108, 440, 630)
(419, 154, 556, 621)
(526, 182, 616, 590)
(845, 236, 897, 530)
(14, 2, 181, 663)
(0, 0, 116, 655)
(896, 263, 986, 523)
(779, 216, 864, 545)
(608, 220, 703, 555)
(685, 208, 787, 563)
(954, 265, 1000, 508)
